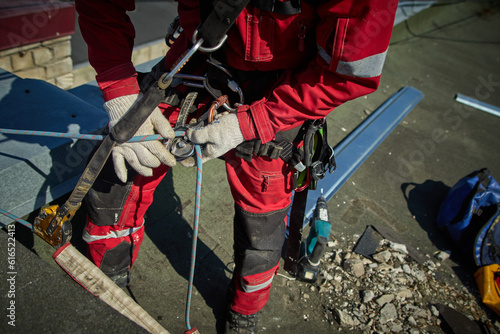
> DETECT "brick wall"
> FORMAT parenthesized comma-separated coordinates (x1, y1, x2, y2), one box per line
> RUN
(0, 36, 74, 90)
(0, 36, 169, 90)
(72, 39, 169, 88)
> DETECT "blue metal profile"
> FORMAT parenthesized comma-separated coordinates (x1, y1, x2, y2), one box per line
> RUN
(455, 93, 500, 118)
(302, 86, 424, 222)
(394, 1, 436, 26)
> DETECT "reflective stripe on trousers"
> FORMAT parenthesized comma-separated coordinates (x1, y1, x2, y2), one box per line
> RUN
(232, 264, 280, 315)
(240, 273, 275, 293)
(83, 219, 145, 243)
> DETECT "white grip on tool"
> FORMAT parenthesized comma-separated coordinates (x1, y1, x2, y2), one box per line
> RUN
(105, 94, 176, 182)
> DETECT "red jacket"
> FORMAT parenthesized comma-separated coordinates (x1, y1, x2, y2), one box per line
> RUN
(76, 0, 397, 143)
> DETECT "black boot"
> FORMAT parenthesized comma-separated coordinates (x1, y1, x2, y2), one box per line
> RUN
(225, 309, 259, 334)
(107, 270, 130, 288)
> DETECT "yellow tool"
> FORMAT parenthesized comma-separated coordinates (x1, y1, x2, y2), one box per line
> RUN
(33, 204, 74, 248)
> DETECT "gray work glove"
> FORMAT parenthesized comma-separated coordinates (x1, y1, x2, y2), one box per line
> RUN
(180, 112, 244, 167)
(105, 94, 176, 182)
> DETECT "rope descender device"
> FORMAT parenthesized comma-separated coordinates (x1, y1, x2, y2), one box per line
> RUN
(34, 204, 73, 247)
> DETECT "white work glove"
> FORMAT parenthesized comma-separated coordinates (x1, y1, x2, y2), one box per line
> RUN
(180, 112, 244, 167)
(105, 94, 176, 182)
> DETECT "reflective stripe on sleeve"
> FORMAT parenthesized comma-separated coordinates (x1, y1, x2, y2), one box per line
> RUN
(336, 50, 388, 78)
(318, 46, 388, 78)
(240, 274, 275, 293)
(318, 46, 332, 65)
(82, 221, 144, 243)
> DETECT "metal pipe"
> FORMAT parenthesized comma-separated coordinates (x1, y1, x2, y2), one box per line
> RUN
(455, 93, 500, 118)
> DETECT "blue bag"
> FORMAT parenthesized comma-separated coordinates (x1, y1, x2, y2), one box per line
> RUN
(437, 168, 500, 266)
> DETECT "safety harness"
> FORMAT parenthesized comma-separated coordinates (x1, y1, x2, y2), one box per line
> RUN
(235, 118, 336, 190)
(145, 1, 338, 281)
(159, 0, 338, 191)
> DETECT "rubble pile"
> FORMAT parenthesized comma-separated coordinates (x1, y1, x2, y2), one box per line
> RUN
(310, 236, 498, 333)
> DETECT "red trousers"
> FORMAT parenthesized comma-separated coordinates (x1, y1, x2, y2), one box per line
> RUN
(84, 145, 295, 315)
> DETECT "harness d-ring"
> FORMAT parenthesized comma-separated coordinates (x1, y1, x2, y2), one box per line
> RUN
(192, 29, 228, 53)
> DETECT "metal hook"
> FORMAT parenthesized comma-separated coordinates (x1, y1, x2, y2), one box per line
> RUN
(192, 29, 228, 53)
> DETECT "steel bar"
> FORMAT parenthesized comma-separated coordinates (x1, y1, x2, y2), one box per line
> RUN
(455, 93, 500, 118)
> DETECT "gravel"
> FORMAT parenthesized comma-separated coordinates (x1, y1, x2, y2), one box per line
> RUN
(292, 233, 500, 333)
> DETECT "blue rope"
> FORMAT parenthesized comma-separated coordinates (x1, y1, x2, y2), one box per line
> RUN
(0, 128, 185, 142)
(185, 145, 202, 331)
(1, 127, 203, 331)
(0, 209, 33, 229)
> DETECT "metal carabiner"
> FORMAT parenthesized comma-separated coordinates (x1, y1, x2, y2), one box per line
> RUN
(192, 29, 228, 53)
(208, 95, 229, 123)
(171, 71, 244, 112)
(159, 38, 205, 89)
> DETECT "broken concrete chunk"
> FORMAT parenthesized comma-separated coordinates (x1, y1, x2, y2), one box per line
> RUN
(412, 269, 428, 282)
(414, 308, 430, 319)
(315, 231, 490, 333)
(379, 303, 397, 324)
(328, 240, 338, 247)
(390, 323, 403, 332)
(396, 288, 413, 299)
(362, 290, 375, 303)
(424, 260, 437, 270)
(335, 309, 360, 327)
(430, 304, 439, 317)
(394, 253, 408, 262)
(373, 250, 392, 263)
(407, 315, 417, 327)
(343, 258, 365, 277)
(434, 250, 451, 261)
(333, 251, 343, 265)
(389, 242, 408, 254)
(376, 294, 395, 306)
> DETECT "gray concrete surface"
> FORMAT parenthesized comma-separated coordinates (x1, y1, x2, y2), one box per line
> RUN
(0, 229, 149, 333)
(2, 1, 500, 334)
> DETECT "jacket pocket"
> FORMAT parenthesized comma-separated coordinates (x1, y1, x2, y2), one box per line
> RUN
(317, 16, 350, 70)
(260, 171, 285, 193)
(244, 10, 275, 62)
(329, 17, 349, 71)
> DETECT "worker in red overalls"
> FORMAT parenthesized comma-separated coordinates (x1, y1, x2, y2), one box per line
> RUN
(76, 0, 397, 332)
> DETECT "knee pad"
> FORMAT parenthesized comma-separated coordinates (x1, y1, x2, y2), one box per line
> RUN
(84, 158, 137, 227)
(234, 205, 288, 276)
